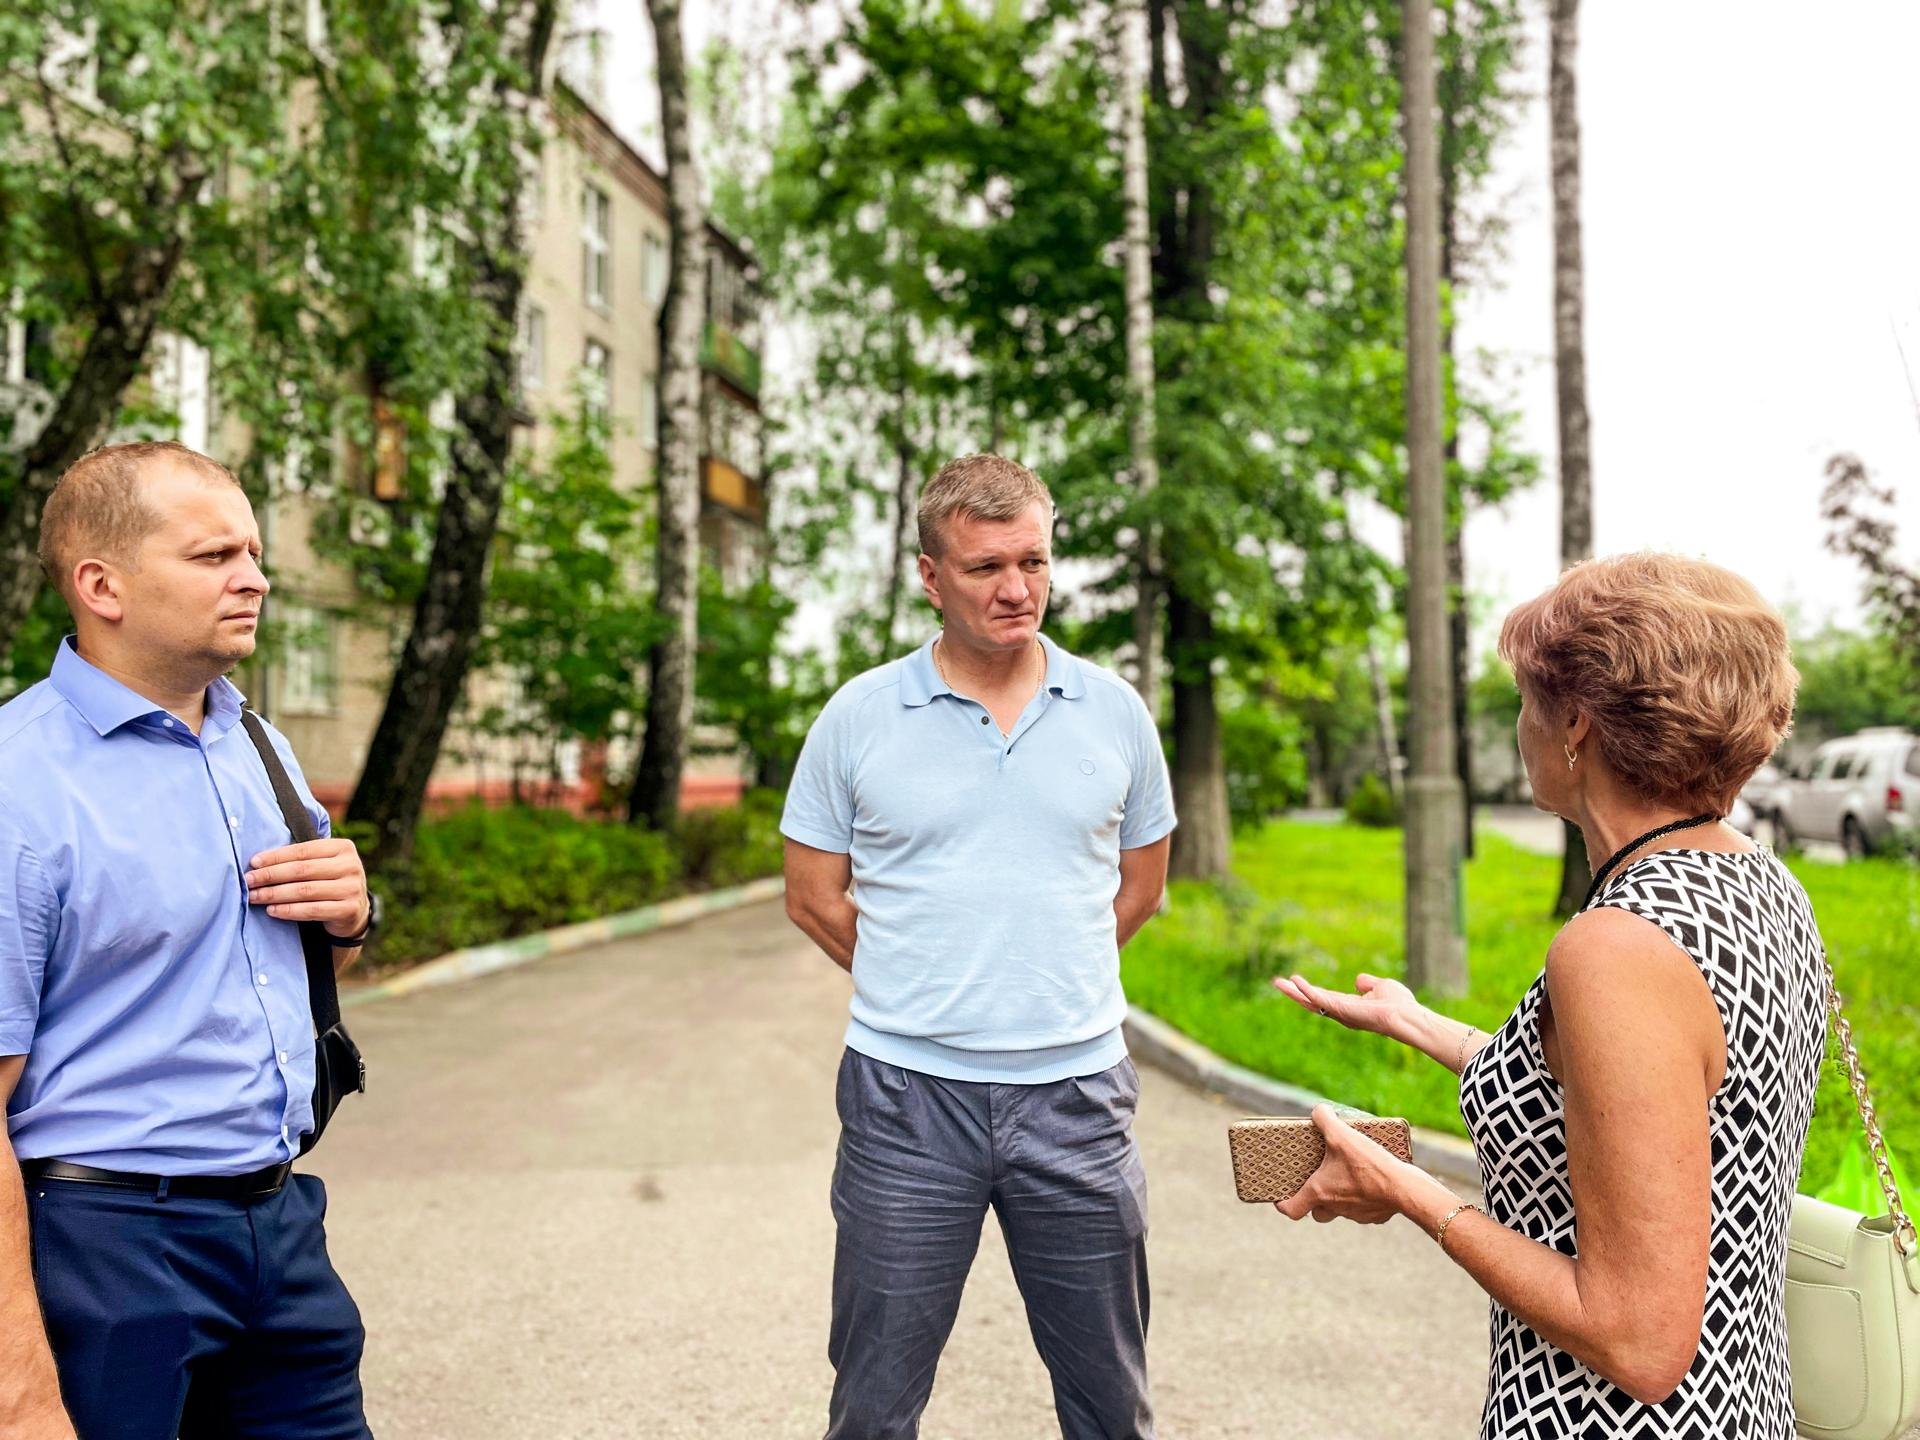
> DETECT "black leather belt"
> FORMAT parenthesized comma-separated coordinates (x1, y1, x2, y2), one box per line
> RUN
(21, 1159, 294, 1201)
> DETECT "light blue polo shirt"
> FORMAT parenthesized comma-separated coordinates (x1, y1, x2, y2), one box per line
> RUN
(781, 632, 1176, 1083)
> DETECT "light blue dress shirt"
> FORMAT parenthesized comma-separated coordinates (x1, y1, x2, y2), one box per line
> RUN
(781, 633, 1177, 1084)
(0, 639, 327, 1175)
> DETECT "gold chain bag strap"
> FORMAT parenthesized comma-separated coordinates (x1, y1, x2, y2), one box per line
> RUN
(1785, 955, 1920, 1440)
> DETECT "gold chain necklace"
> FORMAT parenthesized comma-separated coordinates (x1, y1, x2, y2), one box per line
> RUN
(933, 635, 1042, 703)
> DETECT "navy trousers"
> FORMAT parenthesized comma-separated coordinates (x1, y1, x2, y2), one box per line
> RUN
(25, 1171, 371, 1440)
(826, 1049, 1154, 1440)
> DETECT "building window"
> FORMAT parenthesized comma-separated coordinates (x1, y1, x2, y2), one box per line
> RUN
(583, 341, 611, 424)
(583, 185, 611, 311)
(642, 234, 668, 311)
(638, 371, 657, 449)
(151, 333, 214, 454)
(517, 302, 546, 394)
(275, 602, 340, 716)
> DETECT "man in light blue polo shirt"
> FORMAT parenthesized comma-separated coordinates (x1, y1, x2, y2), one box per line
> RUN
(784, 453, 1175, 1439)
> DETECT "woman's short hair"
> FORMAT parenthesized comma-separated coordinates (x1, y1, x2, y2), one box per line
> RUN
(916, 453, 1053, 559)
(1498, 553, 1799, 814)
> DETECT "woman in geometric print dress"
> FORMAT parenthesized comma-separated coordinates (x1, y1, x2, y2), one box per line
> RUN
(1271, 554, 1827, 1439)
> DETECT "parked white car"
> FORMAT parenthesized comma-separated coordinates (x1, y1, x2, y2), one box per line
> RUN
(1772, 729, 1918, 858)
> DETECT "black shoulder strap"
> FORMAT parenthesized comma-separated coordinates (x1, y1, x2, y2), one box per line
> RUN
(239, 708, 341, 1035)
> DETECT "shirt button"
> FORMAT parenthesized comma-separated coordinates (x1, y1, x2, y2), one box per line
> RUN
(278, 1050, 289, 1065)
(980, 715, 990, 725)
(229, 815, 240, 828)
(256, 973, 269, 985)
(162, 717, 176, 729)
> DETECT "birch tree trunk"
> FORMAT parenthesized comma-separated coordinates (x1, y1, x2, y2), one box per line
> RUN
(1550, 0, 1594, 916)
(346, 0, 561, 865)
(1367, 638, 1401, 801)
(628, 0, 710, 829)
(1119, 0, 1162, 720)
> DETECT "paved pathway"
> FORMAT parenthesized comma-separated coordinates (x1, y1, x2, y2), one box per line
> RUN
(313, 900, 1488, 1438)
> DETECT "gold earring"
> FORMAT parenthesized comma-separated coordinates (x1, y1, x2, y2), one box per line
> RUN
(1564, 745, 1578, 771)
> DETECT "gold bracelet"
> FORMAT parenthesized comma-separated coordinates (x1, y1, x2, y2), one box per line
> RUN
(1454, 1025, 1481, 1073)
(1434, 1201, 1482, 1255)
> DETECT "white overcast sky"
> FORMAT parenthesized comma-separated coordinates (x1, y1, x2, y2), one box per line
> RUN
(581, 0, 1920, 649)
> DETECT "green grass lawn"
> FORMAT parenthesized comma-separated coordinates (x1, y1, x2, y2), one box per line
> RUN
(1122, 819, 1920, 1191)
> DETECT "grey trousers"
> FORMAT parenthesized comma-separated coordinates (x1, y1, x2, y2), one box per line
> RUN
(825, 1048, 1154, 1440)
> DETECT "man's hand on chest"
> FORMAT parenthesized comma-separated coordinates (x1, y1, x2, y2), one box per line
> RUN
(244, 838, 371, 939)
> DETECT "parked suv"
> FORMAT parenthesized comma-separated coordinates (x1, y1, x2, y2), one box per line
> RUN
(1772, 729, 1919, 858)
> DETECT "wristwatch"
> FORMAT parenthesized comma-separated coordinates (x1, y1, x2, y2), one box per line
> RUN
(326, 891, 382, 948)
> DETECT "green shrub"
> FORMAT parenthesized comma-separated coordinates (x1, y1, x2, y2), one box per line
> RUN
(1221, 701, 1310, 829)
(359, 794, 787, 973)
(675, 788, 787, 889)
(1344, 770, 1402, 827)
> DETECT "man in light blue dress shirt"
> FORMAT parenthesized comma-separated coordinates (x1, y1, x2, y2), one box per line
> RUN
(783, 454, 1176, 1439)
(0, 442, 376, 1438)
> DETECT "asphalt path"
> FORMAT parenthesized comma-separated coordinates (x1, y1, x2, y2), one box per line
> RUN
(313, 899, 1489, 1438)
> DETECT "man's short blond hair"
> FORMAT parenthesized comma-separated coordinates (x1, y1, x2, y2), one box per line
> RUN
(38, 441, 239, 604)
(916, 453, 1054, 558)
(1498, 552, 1800, 815)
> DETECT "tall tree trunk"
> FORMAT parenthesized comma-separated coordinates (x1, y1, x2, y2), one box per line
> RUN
(1401, 0, 1467, 995)
(1448, 524, 1474, 857)
(1367, 638, 1401, 800)
(1438, 43, 1474, 859)
(1167, 589, 1230, 879)
(1550, 0, 1593, 917)
(0, 159, 205, 657)
(1155, 0, 1230, 881)
(881, 385, 915, 657)
(345, 0, 559, 865)
(1120, 0, 1162, 720)
(629, 0, 711, 830)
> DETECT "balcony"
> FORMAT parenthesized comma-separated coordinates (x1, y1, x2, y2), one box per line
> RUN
(702, 455, 764, 523)
(700, 322, 761, 399)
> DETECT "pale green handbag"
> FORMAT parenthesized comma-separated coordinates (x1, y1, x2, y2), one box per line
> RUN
(1786, 959, 1920, 1440)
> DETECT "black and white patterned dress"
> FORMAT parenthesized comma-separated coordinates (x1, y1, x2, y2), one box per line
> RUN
(1459, 849, 1826, 1438)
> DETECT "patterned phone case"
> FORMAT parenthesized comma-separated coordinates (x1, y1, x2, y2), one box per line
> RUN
(1226, 1115, 1415, 1203)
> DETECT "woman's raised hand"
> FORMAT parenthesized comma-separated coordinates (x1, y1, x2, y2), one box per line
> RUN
(1272, 971, 1423, 1041)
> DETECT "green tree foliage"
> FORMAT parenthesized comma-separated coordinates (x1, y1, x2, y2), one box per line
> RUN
(0, 1, 290, 661)
(695, 566, 830, 792)
(474, 394, 663, 770)
(757, 10, 1532, 652)
(0, 4, 526, 628)
(751, 0, 1123, 667)
(1823, 453, 1920, 678)
(1790, 625, 1920, 741)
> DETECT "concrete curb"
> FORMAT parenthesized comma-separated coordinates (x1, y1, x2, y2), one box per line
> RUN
(340, 875, 788, 1011)
(1124, 1005, 1484, 1191)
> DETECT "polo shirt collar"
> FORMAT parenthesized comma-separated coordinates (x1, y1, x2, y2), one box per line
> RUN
(51, 636, 247, 738)
(899, 632, 1087, 707)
